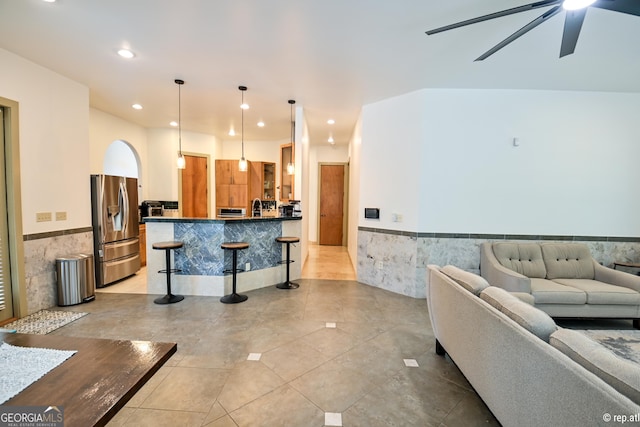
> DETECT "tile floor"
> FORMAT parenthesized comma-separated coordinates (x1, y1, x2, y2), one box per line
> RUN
(53, 245, 499, 426)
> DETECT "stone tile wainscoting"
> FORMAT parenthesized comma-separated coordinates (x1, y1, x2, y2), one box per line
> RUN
(358, 227, 640, 299)
(23, 228, 93, 314)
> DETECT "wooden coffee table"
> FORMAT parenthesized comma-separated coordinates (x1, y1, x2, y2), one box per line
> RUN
(1, 332, 176, 427)
(613, 261, 640, 275)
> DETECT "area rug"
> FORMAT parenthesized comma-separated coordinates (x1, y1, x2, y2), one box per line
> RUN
(0, 342, 76, 404)
(581, 329, 640, 365)
(2, 310, 88, 335)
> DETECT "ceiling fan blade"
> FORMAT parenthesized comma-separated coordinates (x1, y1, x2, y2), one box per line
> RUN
(559, 8, 587, 57)
(426, 0, 561, 35)
(475, 5, 563, 61)
(593, 0, 640, 16)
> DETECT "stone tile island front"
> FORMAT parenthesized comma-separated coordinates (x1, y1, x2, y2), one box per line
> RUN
(144, 216, 302, 297)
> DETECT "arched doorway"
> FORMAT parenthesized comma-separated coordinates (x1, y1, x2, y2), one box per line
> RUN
(103, 139, 142, 202)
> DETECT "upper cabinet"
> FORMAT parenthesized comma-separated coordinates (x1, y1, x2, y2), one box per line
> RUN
(280, 143, 294, 202)
(215, 159, 250, 210)
(250, 161, 276, 201)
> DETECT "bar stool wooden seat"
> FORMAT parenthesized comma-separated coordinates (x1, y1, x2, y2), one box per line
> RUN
(276, 236, 300, 289)
(152, 241, 185, 304)
(220, 242, 249, 304)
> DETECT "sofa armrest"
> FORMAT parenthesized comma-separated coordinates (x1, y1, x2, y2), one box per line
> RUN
(593, 260, 640, 293)
(480, 242, 531, 293)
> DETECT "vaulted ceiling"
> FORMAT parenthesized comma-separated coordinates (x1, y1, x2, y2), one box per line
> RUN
(1, 1, 638, 145)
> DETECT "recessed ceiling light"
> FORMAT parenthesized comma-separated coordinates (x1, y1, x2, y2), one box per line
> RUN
(117, 49, 135, 59)
(328, 135, 334, 143)
(169, 121, 178, 127)
(228, 128, 236, 136)
(132, 104, 143, 110)
(240, 103, 249, 110)
(257, 121, 265, 127)
(42, 0, 56, 3)
(327, 119, 335, 125)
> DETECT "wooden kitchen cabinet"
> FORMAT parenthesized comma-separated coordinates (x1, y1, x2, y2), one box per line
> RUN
(250, 161, 276, 201)
(280, 143, 294, 202)
(215, 159, 251, 211)
(139, 224, 146, 267)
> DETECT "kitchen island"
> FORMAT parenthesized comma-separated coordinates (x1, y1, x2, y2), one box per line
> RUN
(144, 216, 302, 297)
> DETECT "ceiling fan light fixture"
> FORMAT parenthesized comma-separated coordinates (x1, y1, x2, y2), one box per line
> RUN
(563, 0, 596, 10)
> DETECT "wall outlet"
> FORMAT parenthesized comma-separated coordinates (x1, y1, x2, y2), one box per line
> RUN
(36, 212, 52, 222)
(392, 213, 403, 222)
(245, 262, 251, 271)
(375, 260, 384, 270)
(55, 211, 67, 221)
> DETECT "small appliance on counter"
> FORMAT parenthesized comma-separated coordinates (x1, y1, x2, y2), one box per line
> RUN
(140, 200, 163, 218)
(161, 200, 179, 217)
(279, 204, 294, 217)
(261, 200, 278, 217)
(290, 200, 302, 217)
(218, 208, 246, 218)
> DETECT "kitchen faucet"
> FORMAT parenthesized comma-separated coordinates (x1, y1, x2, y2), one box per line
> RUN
(252, 198, 262, 217)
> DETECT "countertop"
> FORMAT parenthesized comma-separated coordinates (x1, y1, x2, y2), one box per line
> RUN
(143, 215, 302, 224)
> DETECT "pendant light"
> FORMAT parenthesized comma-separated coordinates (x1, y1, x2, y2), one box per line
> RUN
(287, 99, 295, 175)
(238, 86, 248, 172)
(175, 79, 186, 169)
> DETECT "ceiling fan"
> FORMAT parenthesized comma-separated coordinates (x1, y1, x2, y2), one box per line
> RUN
(426, 0, 640, 61)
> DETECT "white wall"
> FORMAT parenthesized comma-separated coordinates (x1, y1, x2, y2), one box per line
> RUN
(360, 88, 640, 237)
(360, 90, 426, 232)
(221, 138, 282, 164)
(298, 107, 310, 267)
(0, 48, 90, 234)
(147, 128, 221, 209)
(348, 115, 362, 270)
(89, 108, 148, 199)
(307, 144, 350, 242)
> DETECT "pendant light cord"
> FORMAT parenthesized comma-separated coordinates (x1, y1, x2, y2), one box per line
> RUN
(178, 82, 182, 155)
(241, 90, 244, 158)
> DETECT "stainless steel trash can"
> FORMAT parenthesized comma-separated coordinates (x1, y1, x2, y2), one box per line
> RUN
(56, 254, 96, 306)
(78, 253, 96, 302)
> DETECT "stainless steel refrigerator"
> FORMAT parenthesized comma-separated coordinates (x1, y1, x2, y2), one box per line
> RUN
(90, 174, 141, 288)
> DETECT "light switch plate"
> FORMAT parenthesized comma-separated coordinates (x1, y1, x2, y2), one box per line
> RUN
(36, 212, 52, 222)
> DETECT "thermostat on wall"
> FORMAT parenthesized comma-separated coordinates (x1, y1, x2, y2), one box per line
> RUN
(364, 208, 380, 219)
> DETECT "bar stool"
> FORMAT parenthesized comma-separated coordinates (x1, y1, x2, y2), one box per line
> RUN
(220, 242, 249, 304)
(276, 236, 299, 289)
(152, 241, 185, 305)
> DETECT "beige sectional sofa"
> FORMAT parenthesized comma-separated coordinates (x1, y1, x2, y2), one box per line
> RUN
(427, 264, 640, 427)
(480, 242, 640, 327)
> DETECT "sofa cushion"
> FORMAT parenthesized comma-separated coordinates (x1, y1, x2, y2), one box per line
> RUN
(541, 243, 595, 280)
(512, 292, 535, 305)
(530, 278, 587, 305)
(552, 279, 640, 305)
(492, 243, 546, 278)
(441, 265, 489, 296)
(550, 328, 640, 405)
(480, 286, 557, 342)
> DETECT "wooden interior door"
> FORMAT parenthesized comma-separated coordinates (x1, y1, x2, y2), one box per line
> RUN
(319, 164, 345, 246)
(0, 106, 14, 323)
(181, 155, 208, 218)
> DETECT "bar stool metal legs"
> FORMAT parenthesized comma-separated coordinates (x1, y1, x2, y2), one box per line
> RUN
(276, 236, 300, 289)
(220, 242, 249, 304)
(153, 241, 185, 305)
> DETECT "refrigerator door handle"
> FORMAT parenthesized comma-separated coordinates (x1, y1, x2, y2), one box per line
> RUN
(119, 181, 129, 234)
